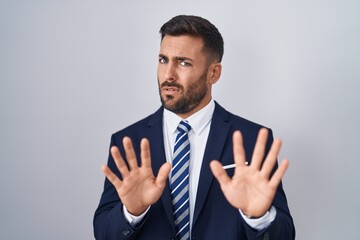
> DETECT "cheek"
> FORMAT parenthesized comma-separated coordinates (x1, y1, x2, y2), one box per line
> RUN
(157, 67, 165, 83)
(179, 71, 197, 85)
(157, 65, 162, 76)
(178, 77, 191, 90)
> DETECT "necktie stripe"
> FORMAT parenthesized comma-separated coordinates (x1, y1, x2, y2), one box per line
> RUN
(171, 174, 189, 194)
(177, 218, 189, 233)
(174, 132, 187, 147)
(173, 141, 189, 158)
(172, 171, 189, 194)
(179, 232, 190, 240)
(171, 159, 189, 183)
(172, 146, 190, 168)
(172, 185, 189, 207)
(177, 121, 191, 131)
(171, 155, 189, 178)
(173, 197, 189, 215)
(178, 223, 190, 239)
(175, 210, 188, 225)
(171, 120, 191, 240)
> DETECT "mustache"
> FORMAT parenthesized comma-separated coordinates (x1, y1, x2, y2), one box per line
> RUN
(160, 81, 183, 89)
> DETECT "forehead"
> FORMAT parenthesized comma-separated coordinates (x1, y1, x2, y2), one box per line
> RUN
(159, 35, 205, 58)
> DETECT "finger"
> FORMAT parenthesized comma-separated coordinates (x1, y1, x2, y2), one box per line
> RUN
(232, 131, 246, 168)
(155, 162, 171, 189)
(250, 128, 268, 170)
(123, 137, 139, 171)
(261, 139, 282, 179)
(140, 138, 152, 169)
(101, 165, 122, 189)
(111, 146, 129, 176)
(269, 159, 289, 189)
(210, 160, 231, 186)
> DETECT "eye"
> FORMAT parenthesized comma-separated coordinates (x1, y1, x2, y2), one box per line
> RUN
(158, 56, 168, 64)
(179, 61, 191, 67)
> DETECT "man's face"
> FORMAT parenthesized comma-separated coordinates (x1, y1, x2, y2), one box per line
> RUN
(157, 35, 213, 117)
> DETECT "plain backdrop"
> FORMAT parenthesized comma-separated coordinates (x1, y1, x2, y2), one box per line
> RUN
(1, 1, 359, 239)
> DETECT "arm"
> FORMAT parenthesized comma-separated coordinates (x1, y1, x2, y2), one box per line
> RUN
(210, 128, 295, 239)
(93, 135, 171, 240)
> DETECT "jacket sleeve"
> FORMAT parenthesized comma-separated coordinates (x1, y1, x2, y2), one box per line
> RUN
(242, 129, 295, 239)
(93, 134, 148, 240)
(242, 185, 296, 239)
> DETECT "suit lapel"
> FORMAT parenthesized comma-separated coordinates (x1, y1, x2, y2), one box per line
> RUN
(146, 108, 176, 232)
(193, 103, 231, 226)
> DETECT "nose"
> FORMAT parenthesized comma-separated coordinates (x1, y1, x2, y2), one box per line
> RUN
(164, 62, 176, 81)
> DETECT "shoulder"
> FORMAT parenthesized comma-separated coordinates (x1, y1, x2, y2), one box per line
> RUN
(213, 102, 274, 150)
(214, 101, 269, 132)
(111, 107, 163, 143)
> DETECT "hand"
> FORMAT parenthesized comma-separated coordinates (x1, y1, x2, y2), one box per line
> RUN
(210, 128, 289, 218)
(102, 137, 171, 216)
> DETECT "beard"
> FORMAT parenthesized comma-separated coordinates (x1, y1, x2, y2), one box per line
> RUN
(158, 71, 208, 115)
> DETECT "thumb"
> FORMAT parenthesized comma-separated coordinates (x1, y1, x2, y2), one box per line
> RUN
(210, 160, 231, 186)
(155, 162, 171, 189)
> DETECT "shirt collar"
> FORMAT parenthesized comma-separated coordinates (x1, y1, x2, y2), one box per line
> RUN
(163, 99, 215, 135)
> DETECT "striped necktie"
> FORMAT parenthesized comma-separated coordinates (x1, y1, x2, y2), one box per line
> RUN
(171, 120, 191, 240)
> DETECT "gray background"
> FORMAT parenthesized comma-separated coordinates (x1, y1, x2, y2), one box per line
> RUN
(1, 0, 359, 239)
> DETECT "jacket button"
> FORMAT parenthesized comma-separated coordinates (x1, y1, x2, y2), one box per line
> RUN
(122, 230, 131, 236)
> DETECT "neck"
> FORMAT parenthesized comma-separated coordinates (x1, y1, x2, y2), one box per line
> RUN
(175, 97, 212, 119)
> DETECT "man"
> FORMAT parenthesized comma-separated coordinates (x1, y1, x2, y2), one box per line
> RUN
(94, 15, 295, 240)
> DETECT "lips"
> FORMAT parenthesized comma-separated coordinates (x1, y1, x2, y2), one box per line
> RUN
(162, 86, 180, 96)
(163, 86, 179, 92)
(160, 82, 182, 95)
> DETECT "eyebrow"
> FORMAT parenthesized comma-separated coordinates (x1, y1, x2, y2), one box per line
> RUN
(158, 54, 193, 62)
(175, 56, 193, 62)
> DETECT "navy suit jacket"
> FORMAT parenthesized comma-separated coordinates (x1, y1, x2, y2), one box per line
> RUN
(94, 102, 295, 240)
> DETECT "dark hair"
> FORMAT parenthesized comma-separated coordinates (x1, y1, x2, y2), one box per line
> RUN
(159, 15, 224, 62)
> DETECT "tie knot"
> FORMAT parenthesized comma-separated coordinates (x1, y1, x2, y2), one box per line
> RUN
(177, 120, 191, 133)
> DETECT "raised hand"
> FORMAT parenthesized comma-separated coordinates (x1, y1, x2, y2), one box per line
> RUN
(102, 137, 171, 216)
(210, 128, 289, 218)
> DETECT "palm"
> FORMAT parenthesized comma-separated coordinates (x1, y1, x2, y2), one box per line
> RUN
(116, 164, 165, 211)
(102, 137, 171, 216)
(218, 164, 278, 217)
(210, 129, 289, 218)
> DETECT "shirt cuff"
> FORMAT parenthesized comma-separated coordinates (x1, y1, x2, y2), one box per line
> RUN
(239, 206, 277, 231)
(123, 205, 150, 227)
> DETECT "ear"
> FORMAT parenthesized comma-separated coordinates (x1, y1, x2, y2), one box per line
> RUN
(208, 63, 222, 84)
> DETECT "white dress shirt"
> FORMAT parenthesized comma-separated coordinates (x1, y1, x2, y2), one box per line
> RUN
(123, 99, 276, 231)
(163, 99, 215, 230)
